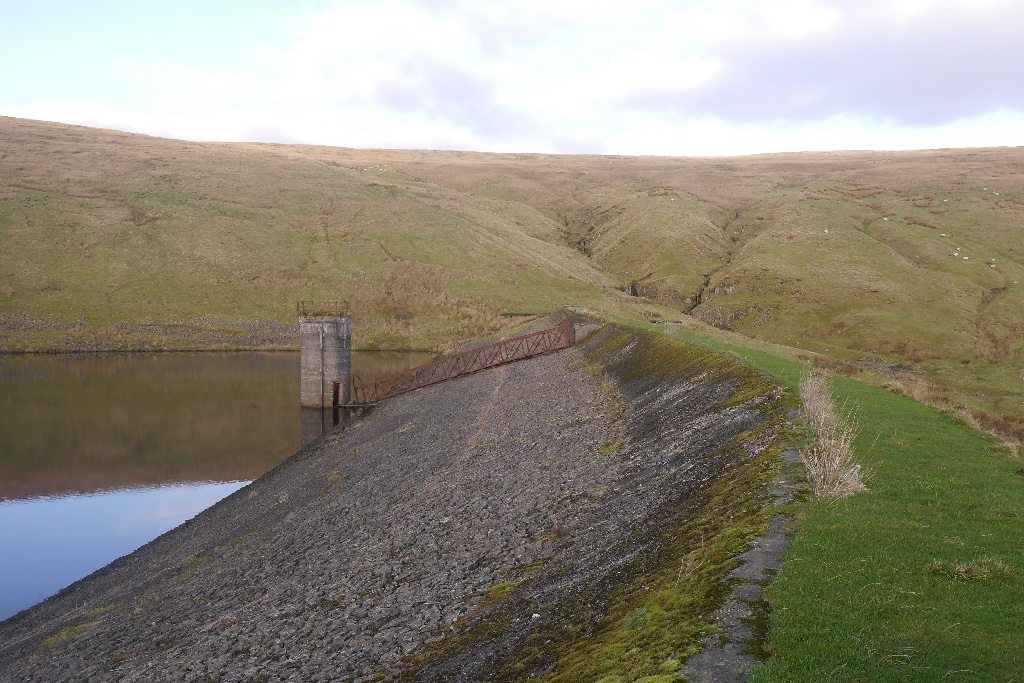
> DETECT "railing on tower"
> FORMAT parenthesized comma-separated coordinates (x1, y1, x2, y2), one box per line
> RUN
(297, 301, 347, 317)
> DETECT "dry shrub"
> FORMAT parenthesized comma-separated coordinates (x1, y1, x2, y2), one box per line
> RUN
(128, 206, 158, 226)
(892, 379, 1022, 455)
(975, 319, 1021, 364)
(378, 287, 414, 321)
(926, 557, 1011, 583)
(968, 410, 1024, 455)
(881, 379, 907, 394)
(982, 287, 1007, 305)
(903, 379, 945, 405)
(899, 379, 964, 413)
(812, 354, 861, 377)
(905, 214, 937, 227)
(891, 341, 932, 363)
(904, 382, 980, 429)
(799, 371, 866, 498)
(904, 346, 931, 364)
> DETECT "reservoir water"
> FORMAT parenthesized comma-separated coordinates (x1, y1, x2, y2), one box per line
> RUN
(0, 350, 434, 621)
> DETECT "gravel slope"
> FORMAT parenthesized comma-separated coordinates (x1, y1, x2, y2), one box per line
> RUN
(0, 323, 786, 682)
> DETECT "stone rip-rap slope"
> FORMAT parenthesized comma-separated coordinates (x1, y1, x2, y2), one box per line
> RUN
(0, 322, 786, 682)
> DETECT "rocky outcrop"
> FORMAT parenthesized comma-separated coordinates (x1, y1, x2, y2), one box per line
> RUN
(0, 322, 787, 682)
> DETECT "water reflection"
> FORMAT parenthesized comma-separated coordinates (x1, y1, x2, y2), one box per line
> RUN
(0, 482, 247, 621)
(0, 350, 434, 621)
(301, 407, 346, 446)
(0, 351, 434, 500)
(0, 352, 297, 500)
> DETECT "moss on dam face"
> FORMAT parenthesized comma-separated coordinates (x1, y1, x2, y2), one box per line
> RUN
(0, 322, 787, 682)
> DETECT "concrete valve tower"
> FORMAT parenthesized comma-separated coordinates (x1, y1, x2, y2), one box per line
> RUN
(298, 301, 351, 409)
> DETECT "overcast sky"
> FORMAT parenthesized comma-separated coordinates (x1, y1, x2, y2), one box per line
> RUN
(2, 0, 1022, 155)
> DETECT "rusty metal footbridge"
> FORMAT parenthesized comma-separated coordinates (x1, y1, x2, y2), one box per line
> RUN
(341, 320, 575, 406)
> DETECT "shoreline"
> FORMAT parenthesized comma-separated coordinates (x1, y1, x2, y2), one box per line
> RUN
(0, 346, 435, 355)
(0, 316, 440, 355)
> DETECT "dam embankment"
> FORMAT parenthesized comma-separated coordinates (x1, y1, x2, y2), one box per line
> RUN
(0, 322, 788, 682)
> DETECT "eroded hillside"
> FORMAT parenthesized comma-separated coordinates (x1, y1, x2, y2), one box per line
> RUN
(1, 117, 1022, 421)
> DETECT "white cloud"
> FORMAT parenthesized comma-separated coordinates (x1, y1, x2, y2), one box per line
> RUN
(115, 61, 256, 111)
(2, 101, 167, 137)
(603, 108, 1024, 156)
(3, 0, 1022, 154)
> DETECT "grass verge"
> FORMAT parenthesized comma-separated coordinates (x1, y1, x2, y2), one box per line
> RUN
(606, 317, 1024, 679)
(662, 326, 1024, 680)
(750, 376, 1024, 681)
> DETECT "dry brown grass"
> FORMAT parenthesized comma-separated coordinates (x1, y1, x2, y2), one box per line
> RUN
(799, 371, 866, 498)
(881, 377, 1022, 456)
(969, 411, 1024, 455)
(974, 319, 1022, 365)
(811, 354, 861, 376)
(925, 556, 1012, 583)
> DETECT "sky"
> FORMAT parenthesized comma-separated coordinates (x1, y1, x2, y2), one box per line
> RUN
(2, 0, 1022, 156)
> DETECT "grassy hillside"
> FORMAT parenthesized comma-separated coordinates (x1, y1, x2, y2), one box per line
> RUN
(756, 375, 1024, 682)
(0, 118, 650, 352)
(1, 116, 1021, 425)
(643, 320, 1024, 681)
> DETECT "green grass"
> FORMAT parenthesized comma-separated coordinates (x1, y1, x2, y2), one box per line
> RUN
(665, 320, 1024, 680)
(4, 122, 1023, 447)
(618, 319, 1024, 679)
(749, 376, 1024, 682)
(1, 119, 648, 353)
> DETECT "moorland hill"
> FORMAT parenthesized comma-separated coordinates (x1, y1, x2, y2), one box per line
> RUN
(1, 116, 1021, 424)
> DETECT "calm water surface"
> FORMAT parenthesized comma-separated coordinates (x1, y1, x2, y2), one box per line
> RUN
(0, 351, 433, 621)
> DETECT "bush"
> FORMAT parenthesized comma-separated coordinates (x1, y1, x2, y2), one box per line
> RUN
(799, 371, 866, 498)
